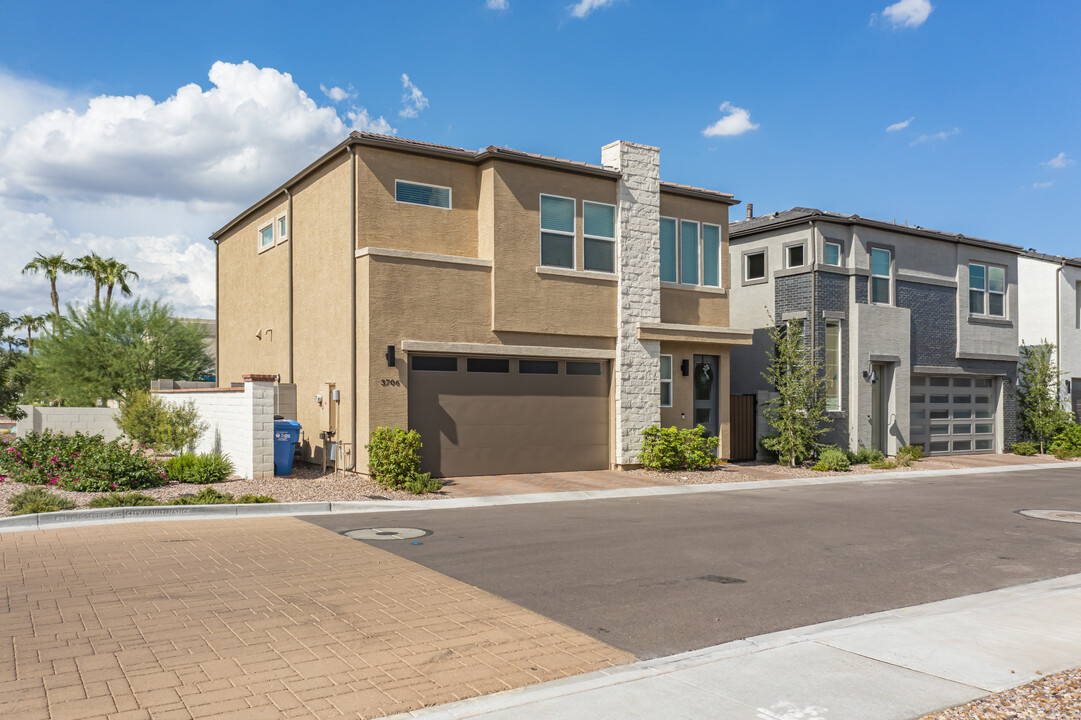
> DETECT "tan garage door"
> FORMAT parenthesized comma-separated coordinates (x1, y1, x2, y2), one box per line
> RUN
(408, 355, 610, 477)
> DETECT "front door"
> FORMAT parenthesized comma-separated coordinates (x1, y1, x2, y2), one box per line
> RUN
(1073, 381, 1081, 423)
(693, 355, 719, 440)
(870, 363, 887, 453)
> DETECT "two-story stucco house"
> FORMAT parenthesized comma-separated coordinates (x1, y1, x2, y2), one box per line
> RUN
(211, 132, 752, 477)
(728, 208, 1023, 457)
(1018, 251, 1081, 421)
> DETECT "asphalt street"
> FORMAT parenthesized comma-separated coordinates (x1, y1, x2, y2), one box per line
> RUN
(304, 467, 1081, 659)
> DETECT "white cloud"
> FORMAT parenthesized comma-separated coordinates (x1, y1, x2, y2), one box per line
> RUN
(910, 127, 959, 146)
(879, 0, 933, 28)
(886, 116, 915, 132)
(320, 84, 354, 103)
(1033, 181, 1054, 189)
(347, 107, 395, 135)
(702, 102, 759, 137)
(1042, 152, 1074, 169)
(399, 74, 429, 119)
(569, 0, 618, 19)
(486, 0, 508, 9)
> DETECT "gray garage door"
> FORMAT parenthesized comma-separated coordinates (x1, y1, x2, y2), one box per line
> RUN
(909, 375, 996, 454)
(408, 355, 610, 477)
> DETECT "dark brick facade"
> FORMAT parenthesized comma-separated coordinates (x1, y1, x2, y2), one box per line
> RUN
(854, 276, 868, 304)
(896, 281, 956, 366)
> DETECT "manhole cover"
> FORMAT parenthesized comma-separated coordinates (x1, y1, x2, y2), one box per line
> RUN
(342, 527, 432, 541)
(1018, 510, 1081, 524)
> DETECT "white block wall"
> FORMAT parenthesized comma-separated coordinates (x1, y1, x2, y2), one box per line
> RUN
(602, 140, 662, 464)
(154, 379, 275, 479)
(16, 406, 123, 441)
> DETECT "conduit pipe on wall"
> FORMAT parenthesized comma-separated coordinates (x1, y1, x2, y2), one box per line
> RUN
(349, 145, 358, 471)
(285, 188, 294, 384)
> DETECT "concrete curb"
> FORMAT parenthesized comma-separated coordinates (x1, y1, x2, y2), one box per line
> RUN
(0, 461, 1074, 534)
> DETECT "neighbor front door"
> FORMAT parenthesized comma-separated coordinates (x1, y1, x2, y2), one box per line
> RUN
(693, 354, 720, 441)
(870, 363, 888, 453)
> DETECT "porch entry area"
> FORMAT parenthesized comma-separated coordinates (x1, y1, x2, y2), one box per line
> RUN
(693, 354, 720, 440)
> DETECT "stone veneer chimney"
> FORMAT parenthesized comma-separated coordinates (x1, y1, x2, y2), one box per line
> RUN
(601, 141, 662, 465)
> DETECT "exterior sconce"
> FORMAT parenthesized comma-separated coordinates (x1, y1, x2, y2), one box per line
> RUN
(386, 345, 396, 368)
(255, 328, 272, 341)
(1067, 379, 1072, 394)
(681, 359, 690, 377)
(862, 365, 878, 384)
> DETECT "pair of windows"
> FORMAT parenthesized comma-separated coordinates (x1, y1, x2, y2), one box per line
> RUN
(969, 263, 1005, 317)
(661, 219, 721, 286)
(540, 195, 616, 273)
(257, 214, 288, 252)
(744, 240, 843, 283)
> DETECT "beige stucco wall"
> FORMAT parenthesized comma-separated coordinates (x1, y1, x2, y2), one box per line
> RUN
(659, 342, 733, 459)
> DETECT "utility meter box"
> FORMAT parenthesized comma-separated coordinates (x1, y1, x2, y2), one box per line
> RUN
(318, 382, 337, 434)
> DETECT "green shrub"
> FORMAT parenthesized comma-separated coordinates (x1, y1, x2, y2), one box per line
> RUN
(117, 391, 207, 452)
(1010, 441, 1038, 456)
(233, 494, 277, 504)
(1049, 423, 1081, 460)
(869, 459, 898, 470)
(0, 430, 166, 491)
(86, 492, 161, 508)
(168, 486, 234, 505)
(639, 425, 719, 471)
(896, 445, 925, 467)
(7, 487, 76, 515)
(847, 446, 886, 465)
(811, 446, 851, 472)
(165, 452, 234, 484)
(165, 453, 199, 482)
(365, 427, 442, 493)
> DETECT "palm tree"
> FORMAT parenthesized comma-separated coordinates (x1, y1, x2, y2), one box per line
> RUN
(76, 252, 108, 303)
(101, 259, 140, 304)
(14, 314, 47, 355)
(22, 252, 77, 316)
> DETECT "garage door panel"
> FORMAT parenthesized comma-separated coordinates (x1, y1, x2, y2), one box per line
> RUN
(434, 396, 609, 425)
(439, 422, 610, 448)
(437, 444, 609, 477)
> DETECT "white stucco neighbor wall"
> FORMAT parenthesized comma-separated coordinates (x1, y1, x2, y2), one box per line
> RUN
(154, 375, 275, 479)
(15, 406, 122, 440)
(602, 140, 661, 465)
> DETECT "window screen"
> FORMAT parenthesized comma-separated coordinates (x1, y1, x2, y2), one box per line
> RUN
(702, 224, 720, 287)
(660, 218, 677, 283)
(680, 221, 698, 284)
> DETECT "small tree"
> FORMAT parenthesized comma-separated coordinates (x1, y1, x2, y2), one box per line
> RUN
(117, 390, 207, 452)
(761, 318, 831, 467)
(0, 312, 29, 420)
(1017, 341, 1071, 453)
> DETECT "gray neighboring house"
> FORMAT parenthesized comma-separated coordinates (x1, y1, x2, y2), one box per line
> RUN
(1017, 251, 1081, 421)
(729, 207, 1022, 458)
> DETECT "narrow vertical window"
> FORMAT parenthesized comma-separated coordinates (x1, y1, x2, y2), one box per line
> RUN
(1076, 282, 1081, 329)
(871, 247, 892, 304)
(660, 355, 673, 407)
(540, 194, 575, 269)
(680, 220, 699, 284)
(824, 241, 841, 266)
(825, 320, 841, 411)
(660, 218, 677, 283)
(969, 263, 986, 314)
(277, 215, 288, 243)
(988, 266, 1005, 317)
(702, 224, 720, 287)
(583, 201, 616, 273)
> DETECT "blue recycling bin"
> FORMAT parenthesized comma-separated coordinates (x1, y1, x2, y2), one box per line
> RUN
(273, 419, 302, 476)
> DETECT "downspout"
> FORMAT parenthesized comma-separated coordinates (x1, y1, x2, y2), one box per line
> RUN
(213, 237, 220, 385)
(808, 219, 817, 367)
(349, 145, 358, 470)
(285, 188, 294, 383)
(1058, 258, 1066, 401)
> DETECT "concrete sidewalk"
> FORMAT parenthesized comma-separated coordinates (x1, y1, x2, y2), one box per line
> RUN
(381, 573, 1081, 720)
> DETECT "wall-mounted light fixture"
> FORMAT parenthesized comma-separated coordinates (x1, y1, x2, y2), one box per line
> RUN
(681, 359, 690, 377)
(255, 328, 273, 341)
(385, 345, 396, 368)
(1065, 379, 1071, 394)
(862, 364, 878, 384)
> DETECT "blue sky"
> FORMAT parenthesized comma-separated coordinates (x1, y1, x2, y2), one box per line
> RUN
(1, 0, 1078, 318)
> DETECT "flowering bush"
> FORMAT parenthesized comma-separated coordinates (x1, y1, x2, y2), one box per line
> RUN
(0, 431, 167, 491)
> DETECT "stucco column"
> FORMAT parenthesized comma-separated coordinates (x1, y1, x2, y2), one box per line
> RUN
(601, 141, 661, 466)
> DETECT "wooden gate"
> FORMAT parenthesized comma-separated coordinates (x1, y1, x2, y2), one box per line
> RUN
(728, 394, 757, 461)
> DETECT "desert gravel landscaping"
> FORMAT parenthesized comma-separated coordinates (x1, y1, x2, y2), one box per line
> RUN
(920, 667, 1081, 719)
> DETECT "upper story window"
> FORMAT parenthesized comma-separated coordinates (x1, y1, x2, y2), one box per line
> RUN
(540, 194, 575, 269)
(583, 201, 616, 273)
(824, 241, 842, 266)
(660, 218, 677, 283)
(969, 263, 1005, 317)
(1076, 282, 1081, 329)
(395, 180, 451, 209)
(258, 223, 274, 252)
(786, 243, 805, 269)
(702, 224, 721, 287)
(276, 215, 288, 243)
(870, 247, 892, 304)
(745, 250, 766, 282)
(680, 220, 699, 284)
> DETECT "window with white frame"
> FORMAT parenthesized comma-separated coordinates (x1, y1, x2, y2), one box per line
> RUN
(660, 355, 673, 407)
(824, 241, 841, 266)
(660, 218, 677, 283)
(969, 263, 1005, 317)
(258, 223, 274, 251)
(680, 220, 699, 284)
(825, 320, 841, 411)
(395, 180, 451, 209)
(583, 201, 615, 273)
(870, 247, 892, 304)
(276, 215, 288, 243)
(702, 224, 721, 287)
(786, 243, 805, 268)
(540, 194, 575, 269)
(745, 250, 766, 281)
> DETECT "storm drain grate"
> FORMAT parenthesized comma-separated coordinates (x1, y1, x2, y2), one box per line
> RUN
(1017, 510, 1081, 524)
(342, 527, 432, 541)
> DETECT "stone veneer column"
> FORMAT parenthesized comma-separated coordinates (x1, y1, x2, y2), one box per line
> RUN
(601, 141, 661, 465)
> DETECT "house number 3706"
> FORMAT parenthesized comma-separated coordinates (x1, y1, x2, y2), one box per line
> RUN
(380, 379, 401, 387)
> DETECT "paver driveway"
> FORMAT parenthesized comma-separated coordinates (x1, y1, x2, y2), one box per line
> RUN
(0, 517, 631, 720)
